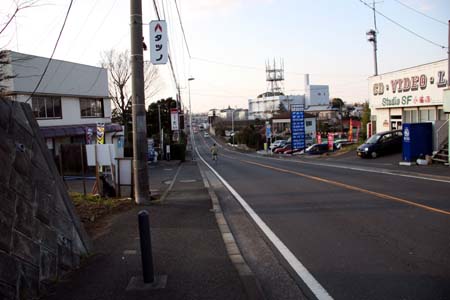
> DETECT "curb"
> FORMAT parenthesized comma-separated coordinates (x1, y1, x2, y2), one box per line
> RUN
(198, 165, 267, 300)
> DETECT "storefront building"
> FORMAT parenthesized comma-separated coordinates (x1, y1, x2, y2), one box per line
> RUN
(368, 59, 448, 150)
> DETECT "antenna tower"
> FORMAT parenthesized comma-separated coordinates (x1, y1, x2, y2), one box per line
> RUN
(266, 58, 284, 94)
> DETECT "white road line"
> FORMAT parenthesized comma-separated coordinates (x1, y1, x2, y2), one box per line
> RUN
(196, 148, 333, 300)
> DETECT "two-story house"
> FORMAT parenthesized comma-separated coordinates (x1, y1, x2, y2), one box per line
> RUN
(1, 50, 121, 156)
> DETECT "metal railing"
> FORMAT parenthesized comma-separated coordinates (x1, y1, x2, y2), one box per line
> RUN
(436, 119, 449, 150)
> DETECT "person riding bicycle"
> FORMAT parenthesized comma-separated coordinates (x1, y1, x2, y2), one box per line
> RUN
(210, 143, 218, 161)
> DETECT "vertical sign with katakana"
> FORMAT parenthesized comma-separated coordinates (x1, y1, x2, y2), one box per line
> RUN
(290, 111, 305, 150)
(150, 20, 168, 65)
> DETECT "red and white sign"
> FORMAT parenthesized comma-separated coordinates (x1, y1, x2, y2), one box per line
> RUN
(149, 20, 168, 65)
(170, 108, 179, 131)
(316, 133, 322, 144)
(327, 133, 334, 151)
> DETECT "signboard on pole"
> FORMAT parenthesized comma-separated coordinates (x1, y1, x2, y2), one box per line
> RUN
(170, 108, 179, 131)
(266, 123, 271, 139)
(327, 133, 334, 151)
(149, 20, 168, 65)
(96, 123, 105, 144)
(290, 110, 305, 150)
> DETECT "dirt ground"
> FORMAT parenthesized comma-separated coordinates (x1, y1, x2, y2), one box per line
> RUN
(70, 193, 136, 238)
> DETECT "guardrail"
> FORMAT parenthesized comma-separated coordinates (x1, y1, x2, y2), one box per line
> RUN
(436, 119, 449, 150)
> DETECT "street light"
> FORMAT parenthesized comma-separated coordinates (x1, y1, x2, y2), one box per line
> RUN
(188, 77, 195, 160)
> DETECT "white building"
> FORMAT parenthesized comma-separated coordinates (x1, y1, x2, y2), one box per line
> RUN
(368, 59, 448, 150)
(248, 74, 330, 120)
(1, 50, 121, 154)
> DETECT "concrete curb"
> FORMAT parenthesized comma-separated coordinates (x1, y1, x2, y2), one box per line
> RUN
(198, 166, 267, 300)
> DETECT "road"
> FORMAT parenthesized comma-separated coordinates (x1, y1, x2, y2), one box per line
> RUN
(195, 133, 450, 300)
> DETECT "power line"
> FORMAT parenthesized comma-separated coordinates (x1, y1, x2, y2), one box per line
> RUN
(359, 0, 447, 49)
(174, 0, 191, 59)
(392, 0, 447, 26)
(192, 56, 368, 77)
(25, 0, 74, 103)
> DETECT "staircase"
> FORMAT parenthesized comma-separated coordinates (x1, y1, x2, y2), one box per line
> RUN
(432, 141, 449, 164)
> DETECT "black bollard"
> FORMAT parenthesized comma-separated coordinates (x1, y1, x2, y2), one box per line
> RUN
(138, 210, 154, 283)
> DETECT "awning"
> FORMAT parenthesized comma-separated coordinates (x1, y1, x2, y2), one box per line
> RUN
(40, 123, 122, 139)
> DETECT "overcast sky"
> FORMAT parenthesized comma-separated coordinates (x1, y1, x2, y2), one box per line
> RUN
(1, 0, 449, 112)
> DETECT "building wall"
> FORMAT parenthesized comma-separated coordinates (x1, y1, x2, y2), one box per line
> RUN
(306, 85, 329, 106)
(369, 59, 448, 134)
(14, 94, 111, 127)
(248, 94, 305, 120)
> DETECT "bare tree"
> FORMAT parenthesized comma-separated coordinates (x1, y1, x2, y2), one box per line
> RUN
(1, 1, 41, 94)
(100, 49, 161, 148)
(0, 0, 41, 36)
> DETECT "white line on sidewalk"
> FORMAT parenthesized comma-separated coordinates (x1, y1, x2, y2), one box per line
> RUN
(195, 148, 334, 300)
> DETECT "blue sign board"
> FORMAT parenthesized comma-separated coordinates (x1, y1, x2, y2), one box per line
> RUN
(266, 125, 271, 139)
(290, 111, 305, 149)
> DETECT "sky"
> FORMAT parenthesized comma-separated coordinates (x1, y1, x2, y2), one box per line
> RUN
(0, 0, 449, 113)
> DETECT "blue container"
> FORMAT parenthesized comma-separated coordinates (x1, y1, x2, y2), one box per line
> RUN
(402, 123, 433, 162)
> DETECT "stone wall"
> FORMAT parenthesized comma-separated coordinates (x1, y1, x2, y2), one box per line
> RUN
(0, 98, 92, 299)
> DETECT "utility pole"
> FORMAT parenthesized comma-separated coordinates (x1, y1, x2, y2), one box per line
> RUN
(158, 104, 162, 159)
(130, 0, 150, 204)
(366, 29, 378, 76)
(188, 77, 195, 160)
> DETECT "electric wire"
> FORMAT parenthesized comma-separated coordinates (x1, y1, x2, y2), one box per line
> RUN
(25, 0, 74, 103)
(174, 0, 191, 59)
(392, 0, 447, 26)
(359, 0, 447, 49)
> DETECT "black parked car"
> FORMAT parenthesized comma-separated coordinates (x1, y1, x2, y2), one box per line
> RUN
(357, 130, 403, 158)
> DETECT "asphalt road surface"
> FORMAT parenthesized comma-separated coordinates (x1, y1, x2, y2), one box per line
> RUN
(195, 133, 450, 300)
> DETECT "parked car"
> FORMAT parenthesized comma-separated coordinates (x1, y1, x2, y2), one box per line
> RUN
(284, 147, 304, 155)
(357, 130, 402, 158)
(274, 143, 291, 154)
(270, 139, 287, 151)
(203, 132, 209, 137)
(304, 143, 339, 155)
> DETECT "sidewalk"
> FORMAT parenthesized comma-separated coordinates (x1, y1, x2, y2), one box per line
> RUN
(44, 160, 250, 300)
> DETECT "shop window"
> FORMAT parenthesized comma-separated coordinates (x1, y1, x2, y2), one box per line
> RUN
(32, 96, 62, 119)
(419, 108, 436, 122)
(80, 98, 104, 118)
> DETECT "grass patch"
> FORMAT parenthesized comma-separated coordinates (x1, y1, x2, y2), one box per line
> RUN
(69, 192, 135, 227)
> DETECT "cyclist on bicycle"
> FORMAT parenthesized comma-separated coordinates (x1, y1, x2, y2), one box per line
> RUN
(210, 143, 218, 161)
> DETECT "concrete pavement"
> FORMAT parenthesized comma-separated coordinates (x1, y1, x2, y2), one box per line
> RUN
(43, 159, 264, 300)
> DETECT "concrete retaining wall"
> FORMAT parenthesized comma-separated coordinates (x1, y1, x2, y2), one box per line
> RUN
(0, 98, 91, 299)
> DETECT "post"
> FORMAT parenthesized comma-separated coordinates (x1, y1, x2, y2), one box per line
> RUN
(138, 210, 154, 283)
(130, 0, 150, 204)
(231, 108, 234, 145)
(80, 144, 86, 196)
(448, 20, 449, 165)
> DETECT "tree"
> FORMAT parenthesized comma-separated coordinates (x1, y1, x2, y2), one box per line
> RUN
(1, 1, 41, 94)
(0, 1, 40, 37)
(100, 49, 161, 148)
(146, 97, 177, 143)
(330, 98, 344, 109)
(361, 101, 371, 140)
